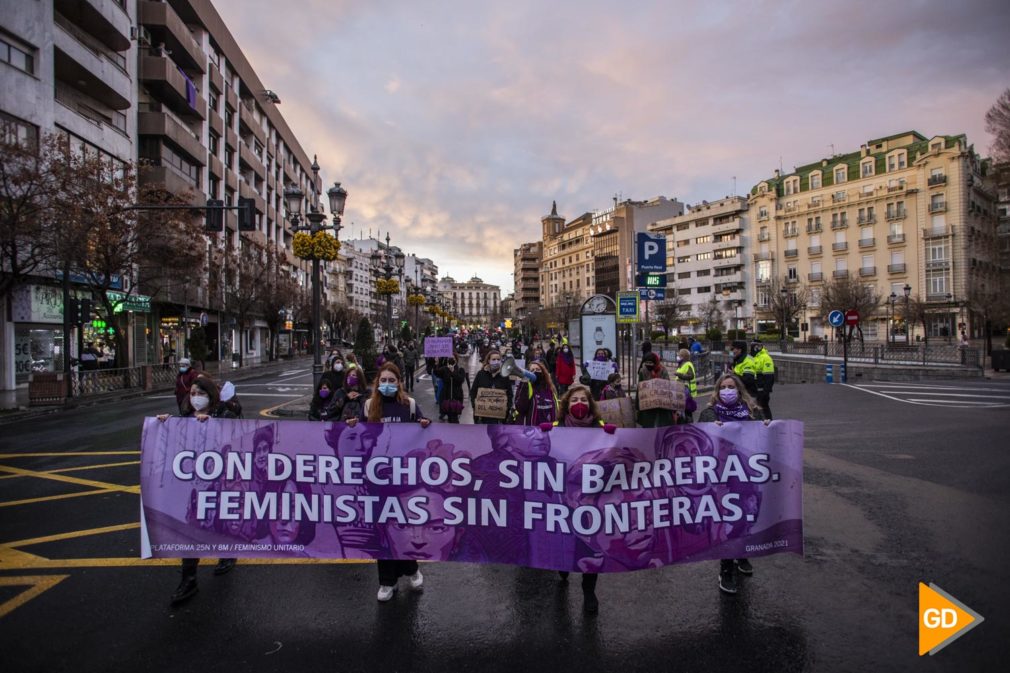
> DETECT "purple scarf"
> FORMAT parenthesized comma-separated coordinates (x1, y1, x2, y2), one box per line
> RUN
(712, 401, 753, 422)
(562, 412, 596, 428)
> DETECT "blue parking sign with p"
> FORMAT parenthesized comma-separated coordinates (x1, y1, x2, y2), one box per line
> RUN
(636, 233, 666, 272)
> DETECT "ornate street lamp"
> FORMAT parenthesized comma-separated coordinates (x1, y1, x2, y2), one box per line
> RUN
(285, 161, 346, 386)
(889, 291, 897, 346)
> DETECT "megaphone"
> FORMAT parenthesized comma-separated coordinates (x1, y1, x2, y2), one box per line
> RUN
(501, 355, 536, 382)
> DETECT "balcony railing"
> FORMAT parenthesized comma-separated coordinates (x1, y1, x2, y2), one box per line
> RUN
(887, 182, 906, 193)
(859, 266, 876, 277)
(887, 233, 905, 244)
(783, 229, 798, 238)
(832, 193, 847, 203)
(808, 272, 824, 282)
(753, 252, 772, 261)
(831, 220, 849, 230)
(859, 238, 875, 248)
(887, 263, 907, 274)
(807, 245, 822, 255)
(758, 232, 770, 241)
(859, 189, 876, 199)
(886, 209, 906, 221)
(833, 270, 849, 279)
(928, 174, 947, 187)
(784, 248, 798, 257)
(922, 226, 951, 238)
(928, 201, 947, 213)
(857, 215, 876, 225)
(806, 224, 822, 234)
(832, 242, 848, 251)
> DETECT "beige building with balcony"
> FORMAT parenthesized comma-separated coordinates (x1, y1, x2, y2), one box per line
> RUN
(513, 241, 542, 322)
(650, 196, 751, 335)
(748, 130, 1001, 342)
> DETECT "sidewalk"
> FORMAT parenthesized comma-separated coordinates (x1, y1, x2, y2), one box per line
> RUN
(0, 356, 314, 425)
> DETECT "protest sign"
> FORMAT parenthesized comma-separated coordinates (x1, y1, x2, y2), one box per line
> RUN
(586, 360, 613, 381)
(140, 418, 804, 571)
(637, 378, 686, 411)
(424, 336, 454, 358)
(474, 388, 508, 419)
(597, 397, 636, 428)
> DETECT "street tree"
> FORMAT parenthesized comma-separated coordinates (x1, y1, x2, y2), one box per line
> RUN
(225, 237, 288, 366)
(985, 87, 1010, 163)
(901, 294, 931, 346)
(354, 317, 377, 375)
(655, 294, 688, 340)
(820, 276, 881, 343)
(695, 295, 724, 337)
(255, 250, 300, 361)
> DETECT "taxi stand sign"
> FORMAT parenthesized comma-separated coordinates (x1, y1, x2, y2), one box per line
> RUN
(617, 291, 639, 323)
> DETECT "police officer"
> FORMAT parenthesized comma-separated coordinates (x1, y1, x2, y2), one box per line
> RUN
(674, 348, 697, 421)
(729, 340, 758, 398)
(751, 339, 776, 420)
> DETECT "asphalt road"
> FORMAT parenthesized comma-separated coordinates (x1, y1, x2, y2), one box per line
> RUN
(0, 359, 1007, 673)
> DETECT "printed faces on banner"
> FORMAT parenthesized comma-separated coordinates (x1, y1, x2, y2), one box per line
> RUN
(424, 337, 454, 358)
(474, 388, 508, 419)
(597, 397, 636, 428)
(637, 379, 686, 411)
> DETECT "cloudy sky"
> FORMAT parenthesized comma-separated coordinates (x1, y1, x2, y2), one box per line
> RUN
(217, 0, 1010, 293)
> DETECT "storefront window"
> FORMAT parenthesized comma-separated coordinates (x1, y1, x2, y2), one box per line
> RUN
(14, 327, 64, 382)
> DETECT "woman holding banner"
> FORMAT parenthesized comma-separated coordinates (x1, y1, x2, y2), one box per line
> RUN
(156, 375, 241, 606)
(346, 363, 432, 602)
(697, 372, 768, 596)
(470, 350, 513, 424)
(540, 384, 616, 613)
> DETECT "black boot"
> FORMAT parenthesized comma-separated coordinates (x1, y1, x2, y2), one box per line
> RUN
(171, 575, 198, 605)
(214, 558, 237, 575)
(718, 559, 738, 595)
(558, 571, 569, 584)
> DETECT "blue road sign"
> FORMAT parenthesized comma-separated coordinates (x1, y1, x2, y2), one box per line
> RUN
(639, 288, 666, 301)
(828, 310, 845, 327)
(636, 233, 667, 272)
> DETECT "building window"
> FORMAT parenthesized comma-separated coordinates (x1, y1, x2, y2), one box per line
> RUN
(695, 235, 711, 244)
(208, 131, 219, 155)
(696, 252, 713, 261)
(861, 160, 874, 177)
(810, 173, 821, 189)
(677, 271, 691, 280)
(696, 286, 711, 294)
(0, 110, 38, 150)
(0, 34, 35, 75)
(835, 167, 847, 183)
(756, 260, 772, 282)
(787, 266, 797, 280)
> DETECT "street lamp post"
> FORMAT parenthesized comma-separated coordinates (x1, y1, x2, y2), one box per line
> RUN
(888, 292, 897, 346)
(283, 160, 347, 387)
(903, 283, 911, 343)
(779, 287, 788, 342)
(376, 233, 405, 344)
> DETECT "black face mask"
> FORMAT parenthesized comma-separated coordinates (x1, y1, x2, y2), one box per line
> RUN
(534, 371, 545, 384)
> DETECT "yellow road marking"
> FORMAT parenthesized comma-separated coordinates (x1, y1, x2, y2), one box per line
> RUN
(0, 575, 70, 619)
(0, 452, 140, 458)
(0, 465, 139, 495)
(0, 460, 141, 480)
(0, 489, 118, 508)
(2, 522, 141, 549)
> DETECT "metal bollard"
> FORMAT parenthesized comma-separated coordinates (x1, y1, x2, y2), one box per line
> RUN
(825, 364, 834, 384)
(840, 363, 847, 384)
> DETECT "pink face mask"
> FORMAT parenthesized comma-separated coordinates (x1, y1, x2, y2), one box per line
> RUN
(570, 402, 590, 419)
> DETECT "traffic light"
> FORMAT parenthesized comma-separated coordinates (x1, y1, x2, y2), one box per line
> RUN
(237, 197, 256, 231)
(79, 298, 92, 324)
(284, 320, 293, 331)
(205, 198, 224, 232)
(66, 298, 79, 324)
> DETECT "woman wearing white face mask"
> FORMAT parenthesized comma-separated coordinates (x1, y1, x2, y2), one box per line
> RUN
(345, 363, 431, 601)
(156, 375, 241, 606)
(470, 349, 513, 424)
(697, 372, 768, 596)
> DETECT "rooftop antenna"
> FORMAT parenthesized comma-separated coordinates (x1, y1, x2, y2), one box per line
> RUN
(779, 156, 784, 174)
(732, 176, 737, 196)
(828, 143, 836, 157)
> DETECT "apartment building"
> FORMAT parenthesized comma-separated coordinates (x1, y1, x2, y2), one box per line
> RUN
(342, 244, 376, 319)
(748, 131, 1001, 341)
(438, 276, 501, 325)
(1, 0, 138, 389)
(404, 254, 438, 295)
(650, 196, 751, 335)
(513, 241, 542, 322)
(540, 203, 593, 310)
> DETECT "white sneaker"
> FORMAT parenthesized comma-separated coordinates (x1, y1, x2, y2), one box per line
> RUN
(408, 570, 424, 591)
(377, 585, 397, 602)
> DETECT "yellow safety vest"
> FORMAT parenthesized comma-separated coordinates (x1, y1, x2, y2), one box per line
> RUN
(676, 360, 697, 396)
(734, 355, 757, 379)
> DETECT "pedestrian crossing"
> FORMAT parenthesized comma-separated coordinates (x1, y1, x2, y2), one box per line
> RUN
(843, 381, 1010, 408)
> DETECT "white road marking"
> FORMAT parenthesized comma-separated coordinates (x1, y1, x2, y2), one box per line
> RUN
(860, 383, 1010, 393)
(843, 384, 1010, 408)
(269, 370, 312, 383)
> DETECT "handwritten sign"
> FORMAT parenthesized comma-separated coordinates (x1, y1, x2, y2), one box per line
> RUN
(586, 360, 613, 381)
(424, 336, 454, 358)
(597, 397, 636, 428)
(637, 378, 685, 411)
(474, 388, 508, 419)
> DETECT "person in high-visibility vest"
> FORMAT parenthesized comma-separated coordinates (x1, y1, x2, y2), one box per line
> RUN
(750, 339, 776, 420)
(729, 341, 758, 397)
(674, 348, 697, 422)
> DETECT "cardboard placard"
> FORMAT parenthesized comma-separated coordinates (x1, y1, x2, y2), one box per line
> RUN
(424, 336, 454, 358)
(637, 378, 686, 411)
(474, 388, 508, 419)
(586, 360, 613, 381)
(597, 397, 636, 428)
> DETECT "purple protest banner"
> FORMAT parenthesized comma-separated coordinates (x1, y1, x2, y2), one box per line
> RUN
(423, 336, 454, 358)
(140, 418, 803, 572)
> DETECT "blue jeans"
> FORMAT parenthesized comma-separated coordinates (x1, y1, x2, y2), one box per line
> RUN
(434, 377, 444, 407)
